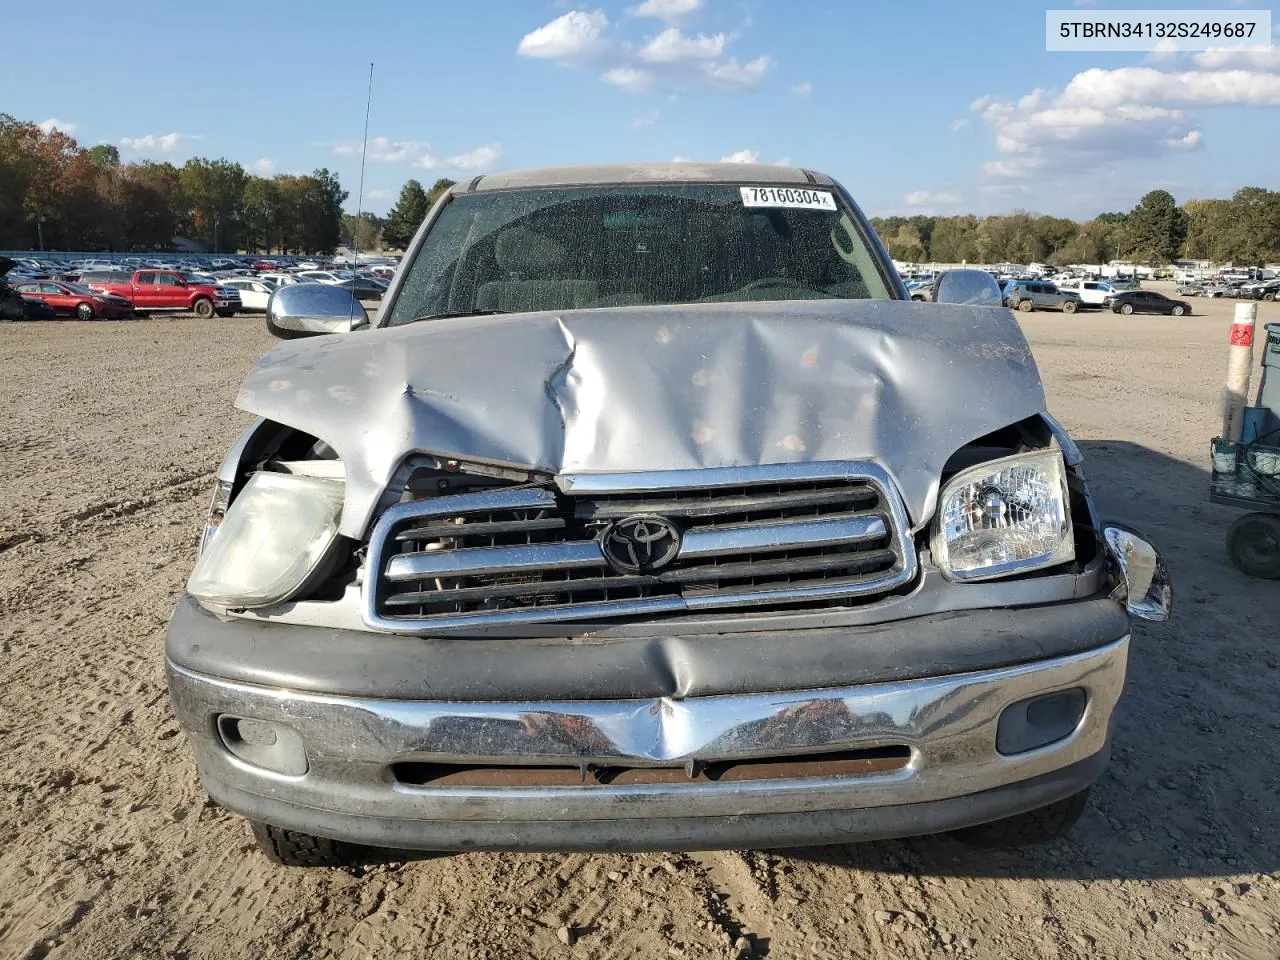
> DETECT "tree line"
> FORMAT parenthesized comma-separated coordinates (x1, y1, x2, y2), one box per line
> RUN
(871, 187, 1280, 267)
(0, 114, 347, 254)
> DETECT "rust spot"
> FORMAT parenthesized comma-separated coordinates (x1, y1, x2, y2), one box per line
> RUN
(656, 327, 672, 345)
(801, 346, 820, 368)
(691, 421, 715, 445)
(779, 433, 806, 453)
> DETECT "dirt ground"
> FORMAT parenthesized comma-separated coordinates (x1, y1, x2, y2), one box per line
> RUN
(2, 290, 1279, 960)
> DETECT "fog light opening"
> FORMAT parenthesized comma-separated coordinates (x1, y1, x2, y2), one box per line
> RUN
(996, 688, 1087, 756)
(217, 715, 308, 776)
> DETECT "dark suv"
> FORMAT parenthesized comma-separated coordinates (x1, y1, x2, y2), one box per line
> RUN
(1004, 280, 1082, 314)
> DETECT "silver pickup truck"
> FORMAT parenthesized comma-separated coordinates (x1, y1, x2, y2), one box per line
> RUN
(166, 163, 1171, 866)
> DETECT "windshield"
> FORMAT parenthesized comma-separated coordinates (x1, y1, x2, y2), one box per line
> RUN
(386, 183, 894, 326)
(65, 283, 97, 295)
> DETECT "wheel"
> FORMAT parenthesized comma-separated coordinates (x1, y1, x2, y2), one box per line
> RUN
(1061, 300, 1078, 315)
(1017, 299, 1034, 312)
(75, 302, 95, 321)
(1265, 292, 1276, 302)
(1171, 304, 1186, 316)
(192, 297, 215, 319)
(1226, 512, 1280, 579)
(250, 821, 388, 868)
(1119, 303, 1134, 315)
(951, 788, 1090, 848)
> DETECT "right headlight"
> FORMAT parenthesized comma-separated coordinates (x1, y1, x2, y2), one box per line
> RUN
(187, 471, 344, 608)
(932, 450, 1074, 582)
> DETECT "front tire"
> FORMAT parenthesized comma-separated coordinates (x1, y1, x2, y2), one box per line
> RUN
(1017, 299, 1034, 312)
(1061, 300, 1078, 315)
(192, 297, 215, 319)
(76, 302, 95, 321)
(951, 788, 1090, 848)
(1171, 304, 1186, 316)
(250, 821, 388, 868)
(1119, 303, 1135, 315)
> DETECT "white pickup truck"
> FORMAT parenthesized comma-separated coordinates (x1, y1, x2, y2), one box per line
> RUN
(1056, 278, 1137, 307)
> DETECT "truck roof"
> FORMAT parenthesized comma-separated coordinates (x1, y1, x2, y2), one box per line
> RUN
(454, 162, 834, 195)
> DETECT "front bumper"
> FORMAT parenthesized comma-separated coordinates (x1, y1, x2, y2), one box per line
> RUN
(167, 632, 1128, 852)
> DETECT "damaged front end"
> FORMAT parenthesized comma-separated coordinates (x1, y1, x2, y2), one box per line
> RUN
(185, 300, 1166, 637)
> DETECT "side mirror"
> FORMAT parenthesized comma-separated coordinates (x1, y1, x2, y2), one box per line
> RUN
(1102, 524, 1172, 622)
(266, 282, 369, 339)
(932, 269, 1005, 307)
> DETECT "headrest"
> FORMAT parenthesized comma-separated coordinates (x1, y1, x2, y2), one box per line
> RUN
(495, 228, 565, 275)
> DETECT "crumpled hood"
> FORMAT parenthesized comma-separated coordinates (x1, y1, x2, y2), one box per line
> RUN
(236, 299, 1045, 538)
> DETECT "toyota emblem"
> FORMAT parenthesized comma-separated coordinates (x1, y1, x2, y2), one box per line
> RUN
(600, 515, 682, 574)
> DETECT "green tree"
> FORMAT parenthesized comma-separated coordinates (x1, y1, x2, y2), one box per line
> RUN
(181, 157, 249, 252)
(384, 179, 429, 249)
(1124, 190, 1187, 264)
(87, 144, 120, 168)
(242, 178, 282, 252)
(427, 177, 456, 206)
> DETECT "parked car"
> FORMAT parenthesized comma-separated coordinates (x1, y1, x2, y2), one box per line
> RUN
(259, 272, 311, 288)
(1003, 280, 1082, 313)
(166, 163, 1171, 867)
(220, 277, 276, 312)
(1055, 278, 1130, 307)
(85, 269, 240, 318)
(1175, 282, 1204, 297)
(1107, 290, 1191, 316)
(0, 257, 58, 321)
(336, 276, 388, 301)
(297, 270, 355, 285)
(11, 279, 134, 320)
(1202, 282, 1237, 298)
(1244, 279, 1279, 301)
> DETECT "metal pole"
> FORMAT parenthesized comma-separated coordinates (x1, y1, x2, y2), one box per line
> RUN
(37, 216, 44, 252)
(354, 62, 374, 266)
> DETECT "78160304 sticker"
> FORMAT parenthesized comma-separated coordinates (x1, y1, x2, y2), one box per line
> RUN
(740, 186, 837, 211)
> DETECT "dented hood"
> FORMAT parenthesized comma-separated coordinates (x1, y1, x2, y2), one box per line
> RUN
(236, 299, 1045, 538)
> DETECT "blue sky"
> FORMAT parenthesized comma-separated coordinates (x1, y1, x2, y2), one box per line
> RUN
(3, 0, 1277, 219)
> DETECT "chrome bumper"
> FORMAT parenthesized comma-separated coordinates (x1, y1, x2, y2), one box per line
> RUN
(168, 636, 1127, 846)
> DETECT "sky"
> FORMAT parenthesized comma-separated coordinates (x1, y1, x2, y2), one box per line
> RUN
(2, 0, 1277, 220)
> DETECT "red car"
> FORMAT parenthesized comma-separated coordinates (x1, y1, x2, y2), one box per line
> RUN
(12, 280, 135, 320)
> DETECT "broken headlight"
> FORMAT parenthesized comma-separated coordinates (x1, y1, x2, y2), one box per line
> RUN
(932, 450, 1074, 582)
(187, 471, 344, 608)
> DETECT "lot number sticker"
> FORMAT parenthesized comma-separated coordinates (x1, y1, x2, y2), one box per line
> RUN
(741, 186, 837, 211)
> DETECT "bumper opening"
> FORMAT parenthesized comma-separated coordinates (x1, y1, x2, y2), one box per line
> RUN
(390, 746, 912, 788)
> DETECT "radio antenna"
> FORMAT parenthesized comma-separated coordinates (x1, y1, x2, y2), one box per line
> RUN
(351, 61, 374, 322)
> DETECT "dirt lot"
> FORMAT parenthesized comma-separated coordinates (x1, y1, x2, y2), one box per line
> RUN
(2, 291, 1279, 960)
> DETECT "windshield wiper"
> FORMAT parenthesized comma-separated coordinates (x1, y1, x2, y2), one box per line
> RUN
(408, 309, 510, 323)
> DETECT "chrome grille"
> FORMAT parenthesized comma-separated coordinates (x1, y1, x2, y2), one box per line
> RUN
(363, 464, 917, 631)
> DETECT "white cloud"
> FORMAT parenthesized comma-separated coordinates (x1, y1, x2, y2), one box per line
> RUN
(366, 188, 391, 201)
(628, 0, 702, 24)
(949, 118, 970, 132)
(720, 149, 759, 163)
(333, 136, 432, 163)
(520, 8, 773, 94)
(640, 28, 726, 62)
(973, 62, 1280, 182)
(788, 82, 812, 97)
(248, 158, 275, 176)
(672, 155, 693, 162)
(120, 132, 203, 153)
(631, 110, 660, 130)
(517, 9, 609, 62)
(37, 118, 76, 135)
(446, 144, 502, 170)
(701, 55, 773, 90)
(603, 66, 655, 92)
(905, 190, 961, 206)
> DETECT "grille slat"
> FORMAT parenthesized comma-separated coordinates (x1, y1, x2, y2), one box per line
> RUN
(366, 469, 916, 629)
